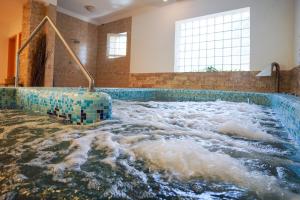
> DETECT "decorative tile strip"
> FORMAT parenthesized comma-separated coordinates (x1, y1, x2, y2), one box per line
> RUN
(0, 87, 299, 136)
(271, 94, 300, 141)
(97, 88, 272, 106)
(0, 87, 17, 109)
(15, 88, 112, 125)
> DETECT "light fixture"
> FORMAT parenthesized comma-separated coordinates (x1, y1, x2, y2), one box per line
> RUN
(84, 5, 96, 13)
(163, 0, 168, 2)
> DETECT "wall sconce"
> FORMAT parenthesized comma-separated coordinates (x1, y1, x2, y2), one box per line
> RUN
(70, 38, 80, 44)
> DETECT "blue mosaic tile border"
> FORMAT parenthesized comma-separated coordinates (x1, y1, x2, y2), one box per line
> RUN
(95, 88, 299, 139)
(95, 88, 272, 106)
(0, 87, 112, 125)
(0, 87, 299, 137)
(0, 87, 17, 109)
(96, 88, 157, 102)
(271, 94, 300, 141)
(17, 88, 112, 125)
(154, 89, 272, 106)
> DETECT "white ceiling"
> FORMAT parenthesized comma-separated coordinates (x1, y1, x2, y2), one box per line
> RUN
(57, 0, 177, 25)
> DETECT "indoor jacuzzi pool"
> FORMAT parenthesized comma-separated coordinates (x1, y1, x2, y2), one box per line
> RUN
(0, 88, 300, 200)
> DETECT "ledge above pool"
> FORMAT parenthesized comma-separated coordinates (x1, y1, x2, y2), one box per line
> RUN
(0, 87, 299, 139)
(0, 87, 112, 125)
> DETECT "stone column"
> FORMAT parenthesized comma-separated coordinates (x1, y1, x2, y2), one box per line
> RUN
(19, 0, 51, 87)
(44, 4, 57, 87)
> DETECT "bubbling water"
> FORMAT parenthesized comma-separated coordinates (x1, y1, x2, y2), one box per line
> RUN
(218, 120, 277, 141)
(0, 101, 299, 199)
(132, 138, 299, 199)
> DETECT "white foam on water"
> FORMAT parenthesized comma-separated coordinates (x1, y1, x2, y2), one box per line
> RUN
(118, 159, 148, 184)
(51, 131, 100, 173)
(112, 101, 278, 142)
(1, 101, 297, 199)
(94, 131, 124, 167)
(218, 120, 276, 141)
(49, 101, 286, 174)
(47, 130, 298, 198)
(131, 138, 299, 199)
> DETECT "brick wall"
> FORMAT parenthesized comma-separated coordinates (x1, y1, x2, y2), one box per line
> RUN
(96, 17, 132, 87)
(53, 12, 98, 87)
(19, 8, 300, 96)
(129, 71, 292, 93)
(290, 67, 300, 95)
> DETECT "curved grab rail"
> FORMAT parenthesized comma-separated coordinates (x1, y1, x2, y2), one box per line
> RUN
(271, 62, 280, 93)
(15, 16, 95, 92)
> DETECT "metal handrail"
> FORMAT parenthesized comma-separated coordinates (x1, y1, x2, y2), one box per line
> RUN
(271, 62, 280, 93)
(15, 16, 95, 92)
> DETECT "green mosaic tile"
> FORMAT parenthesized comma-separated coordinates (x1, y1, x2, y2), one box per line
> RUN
(0, 87, 299, 137)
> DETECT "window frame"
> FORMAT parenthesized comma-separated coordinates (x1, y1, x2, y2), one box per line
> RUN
(107, 32, 128, 59)
(174, 7, 250, 72)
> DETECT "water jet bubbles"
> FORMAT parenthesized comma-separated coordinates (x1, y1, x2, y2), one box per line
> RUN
(0, 101, 299, 199)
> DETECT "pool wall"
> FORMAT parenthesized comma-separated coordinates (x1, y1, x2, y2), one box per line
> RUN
(96, 88, 157, 101)
(0, 88, 16, 109)
(154, 89, 272, 105)
(0, 87, 299, 138)
(96, 88, 299, 139)
(0, 88, 112, 125)
(97, 88, 272, 105)
(271, 94, 300, 140)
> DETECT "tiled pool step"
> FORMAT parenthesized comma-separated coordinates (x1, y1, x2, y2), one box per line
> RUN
(0, 88, 112, 125)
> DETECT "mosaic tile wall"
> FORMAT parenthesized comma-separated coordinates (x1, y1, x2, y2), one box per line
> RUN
(0, 87, 299, 137)
(271, 94, 300, 141)
(96, 88, 157, 101)
(0, 88, 17, 109)
(96, 88, 272, 106)
(16, 88, 112, 124)
(96, 88, 300, 138)
(155, 89, 272, 106)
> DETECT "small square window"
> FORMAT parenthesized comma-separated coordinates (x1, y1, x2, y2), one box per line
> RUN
(107, 32, 127, 59)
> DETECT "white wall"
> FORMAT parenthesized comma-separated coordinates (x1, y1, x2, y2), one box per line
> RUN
(0, 0, 23, 84)
(296, 0, 300, 66)
(130, 0, 295, 73)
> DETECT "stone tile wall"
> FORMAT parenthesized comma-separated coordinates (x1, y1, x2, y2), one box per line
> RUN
(20, 0, 46, 87)
(19, 1, 30, 86)
(129, 71, 292, 93)
(96, 17, 132, 87)
(53, 12, 98, 87)
(18, 7, 300, 96)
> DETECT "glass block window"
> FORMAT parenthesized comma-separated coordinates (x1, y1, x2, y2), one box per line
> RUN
(107, 32, 127, 59)
(175, 7, 250, 72)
